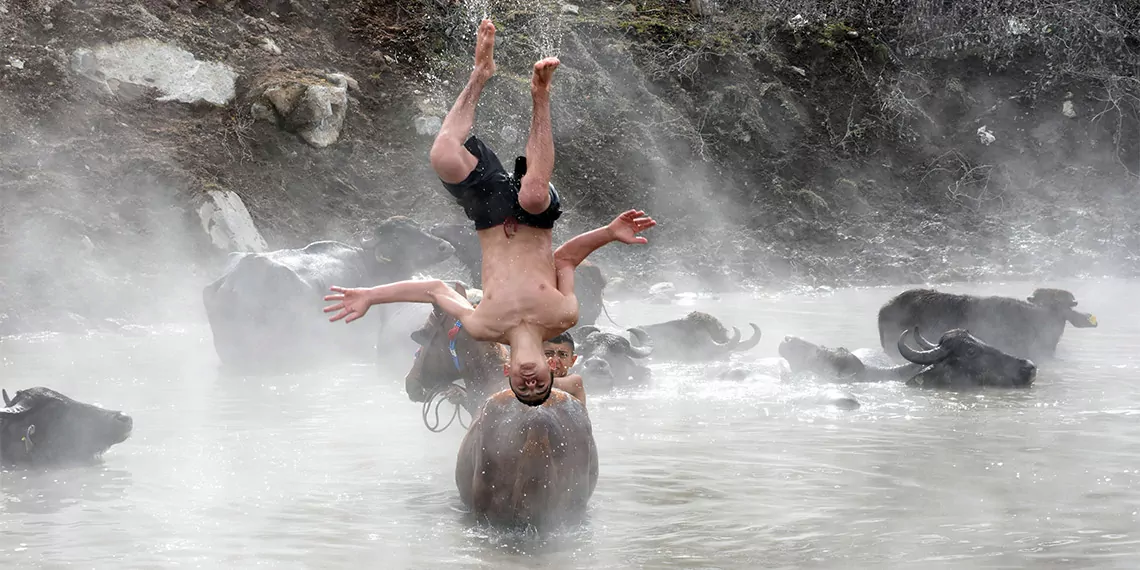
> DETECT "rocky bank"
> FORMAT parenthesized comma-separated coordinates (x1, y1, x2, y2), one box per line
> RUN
(1, 0, 1137, 334)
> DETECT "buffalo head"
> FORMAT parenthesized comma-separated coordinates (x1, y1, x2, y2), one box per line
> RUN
(0, 387, 133, 467)
(778, 336, 866, 378)
(570, 326, 653, 392)
(1027, 288, 1098, 329)
(363, 216, 454, 278)
(899, 327, 1037, 389)
(405, 284, 505, 413)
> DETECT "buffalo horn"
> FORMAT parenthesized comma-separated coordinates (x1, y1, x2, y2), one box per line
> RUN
(621, 333, 653, 359)
(2, 389, 9, 407)
(730, 324, 763, 352)
(627, 327, 653, 347)
(898, 327, 950, 365)
(913, 327, 939, 350)
(711, 326, 742, 348)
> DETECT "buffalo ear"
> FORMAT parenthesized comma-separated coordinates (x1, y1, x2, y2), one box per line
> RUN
(411, 328, 431, 346)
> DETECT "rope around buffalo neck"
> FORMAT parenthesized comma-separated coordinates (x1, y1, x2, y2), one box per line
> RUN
(420, 319, 471, 433)
(422, 382, 471, 433)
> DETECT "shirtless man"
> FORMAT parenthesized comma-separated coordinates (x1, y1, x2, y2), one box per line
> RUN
(322, 19, 656, 407)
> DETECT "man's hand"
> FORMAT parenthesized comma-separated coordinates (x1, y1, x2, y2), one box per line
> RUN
(607, 209, 657, 245)
(553, 209, 657, 292)
(323, 286, 373, 323)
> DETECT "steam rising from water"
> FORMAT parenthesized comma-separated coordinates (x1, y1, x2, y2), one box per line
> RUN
(2, 280, 1137, 566)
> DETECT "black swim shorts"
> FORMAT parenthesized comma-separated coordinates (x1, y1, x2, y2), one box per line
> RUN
(440, 136, 562, 231)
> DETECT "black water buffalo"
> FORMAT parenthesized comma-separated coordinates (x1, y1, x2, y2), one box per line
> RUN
(630, 311, 762, 361)
(569, 326, 654, 392)
(428, 222, 608, 327)
(202, 216, 454, 370)
(1, 387, 133, 468)
(878, 288, 1098, 362)
(783, 327, 1037, 389)
(404, 291, 506, 416)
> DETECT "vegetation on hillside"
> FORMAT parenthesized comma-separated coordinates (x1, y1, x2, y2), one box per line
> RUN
(0, 0, 1137, 333)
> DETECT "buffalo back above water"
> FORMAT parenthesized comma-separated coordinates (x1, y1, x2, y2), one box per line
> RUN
(455, 389, 598, 531)
(877, 288, 1097, 362)
(202, 216, 454, 370)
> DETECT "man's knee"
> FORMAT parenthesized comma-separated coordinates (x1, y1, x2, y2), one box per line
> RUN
(518, 177, 551, 215)
(430, 140, 477, 185)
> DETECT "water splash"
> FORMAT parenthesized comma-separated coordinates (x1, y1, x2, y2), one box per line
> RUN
(531, 2, 566, 58)
(458, 1, 566, 61)
(463, 0, 491, 24)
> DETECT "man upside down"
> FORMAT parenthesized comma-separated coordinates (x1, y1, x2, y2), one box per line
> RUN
(322, 19, 656, 407)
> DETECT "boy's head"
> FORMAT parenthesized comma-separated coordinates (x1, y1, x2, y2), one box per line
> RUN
(504, 341, 554, 407)
(543, 332, 577, 378)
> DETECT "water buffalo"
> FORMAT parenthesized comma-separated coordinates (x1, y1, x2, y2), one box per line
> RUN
(630, 311, 762, 361)
(569, 326, 653, 392)
(782, 328, 1036, 389)
(401, 289, 598, 530)
(404, 290, 506, 416)
(427, 222, 608, 327)
(202, 216, 454, 371)
(455, 388, 598, 531)
(1, 387, 133, 468)
(899, 327, 1037, 389)
(878, 288, 1098, 362)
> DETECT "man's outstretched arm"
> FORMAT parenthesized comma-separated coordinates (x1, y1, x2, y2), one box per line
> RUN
(323, 279, 474, 323)
(553, 209, 657, 271)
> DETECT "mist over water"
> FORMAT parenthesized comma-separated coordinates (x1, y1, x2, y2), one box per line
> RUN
(2, 1, 1139, 567)
(2, 279, 1137, 567)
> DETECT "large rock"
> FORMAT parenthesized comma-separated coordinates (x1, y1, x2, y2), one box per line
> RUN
(197, 188, 268, 253)
(249, 71, 357, 148)
(70, 38, 237, 105)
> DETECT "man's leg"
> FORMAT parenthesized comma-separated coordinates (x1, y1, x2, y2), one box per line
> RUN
(429, 19, 497, 185)
(517, 57, 560, 215)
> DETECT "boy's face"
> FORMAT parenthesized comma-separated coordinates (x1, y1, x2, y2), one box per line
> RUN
(503, 351, 554, 406)
(543, 342, 578, 378)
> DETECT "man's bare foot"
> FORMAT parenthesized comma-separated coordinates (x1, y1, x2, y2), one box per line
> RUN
(531, 57, 560, 95)
(473, 19, 496, 79)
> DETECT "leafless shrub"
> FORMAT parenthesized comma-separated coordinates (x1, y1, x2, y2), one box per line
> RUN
(920, 151, 1011, 212)
(221, 108, 256, 164)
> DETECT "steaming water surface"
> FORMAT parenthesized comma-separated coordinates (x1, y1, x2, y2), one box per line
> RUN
(1, 279, 1137, 568)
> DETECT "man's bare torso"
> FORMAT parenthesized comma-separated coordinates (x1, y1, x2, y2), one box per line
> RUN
(464, 225, 578, 343)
